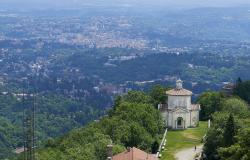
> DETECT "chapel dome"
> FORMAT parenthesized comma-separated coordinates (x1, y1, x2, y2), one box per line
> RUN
(166, 79, 193, 96)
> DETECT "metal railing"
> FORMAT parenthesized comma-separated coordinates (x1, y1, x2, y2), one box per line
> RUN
(156, 128, 168, 158)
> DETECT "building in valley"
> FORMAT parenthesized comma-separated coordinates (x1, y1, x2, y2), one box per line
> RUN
(158, 79, 200, 129)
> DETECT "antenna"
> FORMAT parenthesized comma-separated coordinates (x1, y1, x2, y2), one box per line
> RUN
(32, 91, 36, 160)
(22, 77, 36, 160)
(22, 80, 27, 160)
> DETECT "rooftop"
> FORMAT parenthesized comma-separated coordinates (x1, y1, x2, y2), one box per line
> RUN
(166, 79, 192, 96)
(166, 88, 193, 96)
(112, 147, 158, 160)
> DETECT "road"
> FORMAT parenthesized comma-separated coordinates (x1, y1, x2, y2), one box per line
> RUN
(175, 145, 203, 160)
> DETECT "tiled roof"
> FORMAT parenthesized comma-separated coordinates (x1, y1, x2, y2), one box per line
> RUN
(14, 147, 25, 154)
(112, 147, 158, 160)
(166, 88, 192, 96)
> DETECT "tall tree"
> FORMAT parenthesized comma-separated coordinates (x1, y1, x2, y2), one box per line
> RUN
(197, 91, 224, 120)
(236, 77, 242, 86)
(219, 128, 250, 160)
(223, 114, 236, 147)
(233, 80, 250, 104)
(149, 85, 168, 108)
(221, 98, 249, 117)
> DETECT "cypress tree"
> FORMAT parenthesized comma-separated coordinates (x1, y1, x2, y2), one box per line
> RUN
(223, 113, 236, 147)
(236, 77, 242, 86)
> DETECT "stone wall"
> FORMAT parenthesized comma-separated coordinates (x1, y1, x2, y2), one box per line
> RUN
(168, 95, 191, 109)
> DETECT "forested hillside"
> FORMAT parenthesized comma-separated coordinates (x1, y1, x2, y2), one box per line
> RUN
(0, 90, 103, 159)
(11, 81, 250, 160)
(20, 87, 167, 160)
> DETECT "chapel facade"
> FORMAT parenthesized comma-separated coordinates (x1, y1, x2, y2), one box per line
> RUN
(158, 79, 200, 129)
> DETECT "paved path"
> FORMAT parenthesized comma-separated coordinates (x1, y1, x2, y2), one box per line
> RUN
(175, 145, 203, 160)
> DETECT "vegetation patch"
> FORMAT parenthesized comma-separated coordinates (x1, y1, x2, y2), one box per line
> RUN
(21, 87, 168, 160)
(161, 121, 208, 160)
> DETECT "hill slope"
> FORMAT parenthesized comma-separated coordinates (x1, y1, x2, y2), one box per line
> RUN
(30, 90, 165, 160)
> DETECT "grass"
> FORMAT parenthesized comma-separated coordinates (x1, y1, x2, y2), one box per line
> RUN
(161, 121, 208, 160)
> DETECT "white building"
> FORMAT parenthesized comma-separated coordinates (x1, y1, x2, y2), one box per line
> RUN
(159, 79, 200, 129)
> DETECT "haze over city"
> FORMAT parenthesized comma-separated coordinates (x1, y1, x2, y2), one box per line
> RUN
(1, 0, 250, 9)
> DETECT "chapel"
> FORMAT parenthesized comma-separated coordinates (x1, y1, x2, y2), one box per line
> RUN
(158, 79, 200, 129)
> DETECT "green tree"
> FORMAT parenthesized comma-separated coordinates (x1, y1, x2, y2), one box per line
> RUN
(234, 80, 250, 104)
(203, 127, 223, 160)
(36, 89, 164, 159)
(223, 114, 236, 147)
(203, 112, 239, 160)
(123, 91, 153, 104)
(122, 122, 151, 148)
(221, 98, 249, 117)
(197, 91, 224, 120)
(219, 128, 250, 160)
(114, 95, 122, 109)
(149, 85, 168, 107)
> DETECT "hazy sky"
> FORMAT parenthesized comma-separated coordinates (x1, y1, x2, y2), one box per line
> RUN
(1, 0, 250, 9)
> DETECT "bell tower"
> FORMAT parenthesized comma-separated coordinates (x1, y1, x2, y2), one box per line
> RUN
(176, 79, 183, 90)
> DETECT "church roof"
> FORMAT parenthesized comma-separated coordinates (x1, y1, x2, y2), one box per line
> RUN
(166, 88, 193, 96)
(112, 147, 158, 160)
